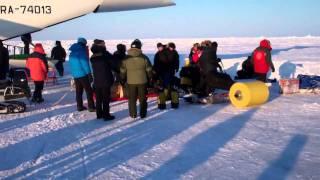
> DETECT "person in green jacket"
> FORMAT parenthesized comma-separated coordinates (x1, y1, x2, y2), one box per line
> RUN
(120, 39, 153, 119)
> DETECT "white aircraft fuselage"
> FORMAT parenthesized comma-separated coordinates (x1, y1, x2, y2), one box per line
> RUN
(0, 0, 175, 40)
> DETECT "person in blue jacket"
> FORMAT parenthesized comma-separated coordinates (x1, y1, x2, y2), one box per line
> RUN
(69, 38, 95, 112)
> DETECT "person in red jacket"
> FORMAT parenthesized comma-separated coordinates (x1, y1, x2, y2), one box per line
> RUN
(251, 39, 275, 82)
(189, 43, 201, 64)
(26, 43, 48, 103)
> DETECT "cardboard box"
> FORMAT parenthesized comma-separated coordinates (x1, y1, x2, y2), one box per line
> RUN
(279, 79, 300, 94)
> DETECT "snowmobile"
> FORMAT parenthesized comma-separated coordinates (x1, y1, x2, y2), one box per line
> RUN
(0, 68, 31, 114)
(181, 61, 234, 105)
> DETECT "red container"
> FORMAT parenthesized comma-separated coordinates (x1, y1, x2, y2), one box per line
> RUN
(279, 79, 300, 94)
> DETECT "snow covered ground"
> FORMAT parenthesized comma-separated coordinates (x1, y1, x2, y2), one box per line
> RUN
(1, 37, 320, 179)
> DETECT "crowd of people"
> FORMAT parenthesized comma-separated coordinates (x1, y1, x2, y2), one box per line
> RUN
(0, 38, 275, 121)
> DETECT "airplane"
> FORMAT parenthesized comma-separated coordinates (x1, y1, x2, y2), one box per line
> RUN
(0, 0, 175, 40)
(0, 0, 175, 69)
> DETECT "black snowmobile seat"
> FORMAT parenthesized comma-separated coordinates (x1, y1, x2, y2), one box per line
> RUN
(206, 71, 235, 91)
(9, 68, 29, 89)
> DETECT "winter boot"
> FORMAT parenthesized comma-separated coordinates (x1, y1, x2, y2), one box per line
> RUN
(104, 115, 115, 121)
(88, 107, 96, 112)
(158, 92, 167, 110)
(77, 106, 87, 112)
(171, 91, 179, 109)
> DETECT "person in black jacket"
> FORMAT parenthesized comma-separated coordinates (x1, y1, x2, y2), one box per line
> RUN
(167, 43, 180, 75)
(153, 42, 180, 109)
(90, 39, 115, 121)
(51, 41, 67, 76)
(235, 56, 254, 79)
(199, 41, 222, 75)
(154, 43, 180, 86)
(0, 40, 9, 80)
(153, 43, 165, 76)
(198, 41, 234, 97)
(113, 44, 127, 81)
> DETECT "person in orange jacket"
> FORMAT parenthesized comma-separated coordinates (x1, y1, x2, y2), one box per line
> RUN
(251, 39, 275, 82)
(26, 43, 48, 103)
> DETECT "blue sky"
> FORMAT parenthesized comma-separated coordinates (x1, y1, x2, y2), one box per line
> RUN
(33, 0, 320, 40)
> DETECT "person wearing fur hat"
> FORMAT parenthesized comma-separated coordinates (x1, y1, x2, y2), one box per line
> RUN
(251, 39, 275, 82)
(90, 39, 115, 121)
(69, 37, 95, 112)
(26, 43, 48, 103)
(120, 39, 153, 119)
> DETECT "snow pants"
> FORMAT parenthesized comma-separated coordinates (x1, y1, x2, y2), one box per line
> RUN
(55, 61, 64, 77)
(74, 76, 95, 110)
(33, 81, 44, 101)
(128, 84, 147, 118)
(158, 88, 179, 109)
(95, 86, 111, 119)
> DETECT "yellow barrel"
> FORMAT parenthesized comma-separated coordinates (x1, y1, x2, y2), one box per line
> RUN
(229, 81, 269, 108)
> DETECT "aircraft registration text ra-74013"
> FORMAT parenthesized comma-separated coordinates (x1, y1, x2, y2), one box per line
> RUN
(0, 5, 52, 15)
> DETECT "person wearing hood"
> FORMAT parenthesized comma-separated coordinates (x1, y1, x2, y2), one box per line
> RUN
(51, 41, 67, 76)
(251, 39, 275, 82)
(69, 37, 95, 112)
(0, 40, 9, 80)
(26, 43, 48, 103)
(90, 39, 115, 121)
(120, 39, 153, 119)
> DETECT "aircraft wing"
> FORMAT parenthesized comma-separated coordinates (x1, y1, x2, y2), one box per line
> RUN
(96, 0, 175, 12)
(0, 0, 175, 40)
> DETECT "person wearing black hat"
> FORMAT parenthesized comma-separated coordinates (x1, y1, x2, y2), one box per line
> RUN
(90, 39, 115, 121)
(0, 40, 9, 80)
(51, 41, 67, 76)
(167, 43, 180, 74)
(120, 39, 153, 119)
(153, 42, 165, 76)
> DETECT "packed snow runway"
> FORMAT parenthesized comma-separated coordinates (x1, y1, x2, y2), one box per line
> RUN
(1, 37, 320, 179)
